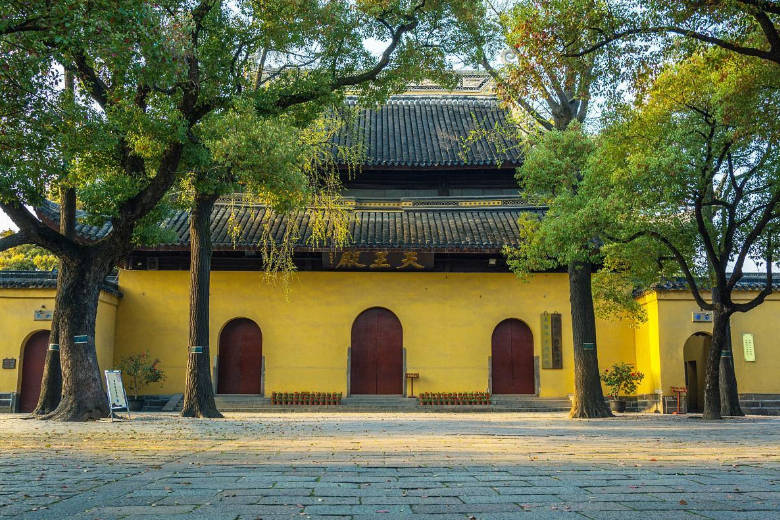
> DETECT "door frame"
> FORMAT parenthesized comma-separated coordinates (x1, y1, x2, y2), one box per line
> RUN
(17, 329, 50, 412)
(490, 318, 536, 395)
(348, 306, 403, 395)
(216, 317, 264, 395)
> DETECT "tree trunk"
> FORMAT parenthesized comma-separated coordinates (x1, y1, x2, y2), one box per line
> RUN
(30, 272, 62, 416)
(703, 308, 729, 420)
(181, 193, 223, 418)
(32, 186, 76, 416)
(719, 319, 744, 416)
(40, 256, 110, 421)
(568, 260, 613, 418)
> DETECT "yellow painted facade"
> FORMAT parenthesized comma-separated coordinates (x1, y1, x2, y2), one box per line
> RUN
(0, 287, 119, 395)
(1, 271, 779, 403)
(112, 270, 635, 397)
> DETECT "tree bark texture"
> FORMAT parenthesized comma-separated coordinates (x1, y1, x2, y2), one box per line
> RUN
(703, 309, 729, 420)
(568, 261, 613, 418)
(181, 193, 223, 418)
(32, 186, 75, 416)
(41, 255, 110, 421)
(718, 319, 744, 416)
(30, 270, 62, 416)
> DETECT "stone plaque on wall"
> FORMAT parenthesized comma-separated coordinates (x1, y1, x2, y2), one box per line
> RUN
(541, 312, 563, 369)
(2, 358, 16, 369)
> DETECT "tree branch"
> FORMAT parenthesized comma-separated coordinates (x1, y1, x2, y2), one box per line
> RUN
(0, 202, 81, 258)
(566, 25, 780, 65)
(732, 239, 774, 313)
(70, 50, 110, 108)
(606, 230, 713, 310)
(0, 230, 31, 253)
(480, 56, 554, 131)
(268, 1, 426, 112)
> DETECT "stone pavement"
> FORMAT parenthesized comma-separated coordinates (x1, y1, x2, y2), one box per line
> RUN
(0, 412, 778, 520)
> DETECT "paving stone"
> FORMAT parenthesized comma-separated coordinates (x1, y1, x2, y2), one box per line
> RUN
(695, 512, 780, 520)
(411, 503, 523, 513)
(579, 513, 707, 519)
(1, 412, 778, 520)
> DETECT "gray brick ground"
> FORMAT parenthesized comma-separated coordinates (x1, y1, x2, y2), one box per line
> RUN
(1, 412, 778, 519)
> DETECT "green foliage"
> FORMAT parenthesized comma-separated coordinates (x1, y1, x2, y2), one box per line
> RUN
(117, 351, 166, 399)
(505, 123, 606, 271)
(0, 230, 57, 271)
(600, 362, 644, 398)
(586, 48, 780, 303)
(1, 0, 486, 253)
(564, 1, 780, 71)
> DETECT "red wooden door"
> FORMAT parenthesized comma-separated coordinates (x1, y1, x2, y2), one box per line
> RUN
(218, 318, 262, 394)
(350, 308, 402, 394)
(20, 330, 50, 413)
(491, 319, 534, 394)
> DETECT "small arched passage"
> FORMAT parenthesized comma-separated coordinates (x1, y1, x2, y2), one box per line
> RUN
(350, 307, 403, 395)
(19, 330, 50, 413)
(218, 318, 262, 394)
(491, 319, 534, 394)
(683, 332, 711, 413)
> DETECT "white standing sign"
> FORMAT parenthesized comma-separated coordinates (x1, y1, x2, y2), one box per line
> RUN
(104, 370, 131, 420)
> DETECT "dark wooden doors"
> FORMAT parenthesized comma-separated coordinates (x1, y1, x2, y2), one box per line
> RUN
(19, 330, 49, 413)
(491, 319, 534, 394)
(218, 318, 262, 394)
(350, 307, 402, 394)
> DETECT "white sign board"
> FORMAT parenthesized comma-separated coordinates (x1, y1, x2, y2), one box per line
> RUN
(104, 370, 130, 420)
(743, 334, 756, 362)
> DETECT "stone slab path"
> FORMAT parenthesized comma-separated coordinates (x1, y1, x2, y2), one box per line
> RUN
(0, 412, 778, 520)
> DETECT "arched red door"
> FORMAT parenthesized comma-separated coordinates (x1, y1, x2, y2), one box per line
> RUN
(492, 319, 534, 394)
(218, 318, 262, 394)
(19, 330, 50, 413)
(350, 308, 402, 394)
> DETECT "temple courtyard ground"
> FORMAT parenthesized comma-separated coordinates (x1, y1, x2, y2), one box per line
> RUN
(0, 412, 778, 520)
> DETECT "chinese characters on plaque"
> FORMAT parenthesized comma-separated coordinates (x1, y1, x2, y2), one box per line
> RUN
(540, 312, 563, 369)
(324, 250, 434, 270)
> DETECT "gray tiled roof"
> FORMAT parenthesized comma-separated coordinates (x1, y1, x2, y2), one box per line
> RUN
(142, 197, 541, 252)
(37, 200, 112, 242)
(0, 270, 121, 296)
(336, 96, 521, 168)
(654, 274, 780, 292)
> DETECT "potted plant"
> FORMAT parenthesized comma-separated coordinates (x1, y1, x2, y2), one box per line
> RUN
(117, 351, 166, 411)
(601, 362, 645, 413)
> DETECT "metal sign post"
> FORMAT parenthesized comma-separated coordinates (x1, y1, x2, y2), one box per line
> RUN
(104, 370, 131, 421)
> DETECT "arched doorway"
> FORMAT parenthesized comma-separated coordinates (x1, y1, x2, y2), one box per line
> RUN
(218, 318, 262, 394)
(350, 307, 403, 395)
(491, 319, 534, 394)
(19, 330, 50, 413)
(683, 332, 710, 413)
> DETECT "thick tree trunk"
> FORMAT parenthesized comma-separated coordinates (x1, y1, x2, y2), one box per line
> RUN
(41, 256, 110, 421)
(703, 309, 729, 420)
(719, 319, 744, 416)
(30, 271, 62, 416)
(568, 261, 613, 418)
(181, 193, 222, 418)
(32, 186, 75, 416)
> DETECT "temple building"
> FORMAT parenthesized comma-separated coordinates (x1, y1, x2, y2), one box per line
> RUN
(1, 75, 779, 414)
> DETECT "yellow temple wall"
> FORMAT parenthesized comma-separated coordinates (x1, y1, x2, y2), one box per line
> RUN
(113, 269, 636, 397)
(651, 291, 780, 395)
(0, 288, 119, 394)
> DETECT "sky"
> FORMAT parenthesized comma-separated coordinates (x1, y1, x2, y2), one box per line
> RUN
(0, 212, 14, 232)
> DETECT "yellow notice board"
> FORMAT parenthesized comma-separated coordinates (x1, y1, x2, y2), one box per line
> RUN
(541, 312, 563, 369)
(743, 334, 756, 362)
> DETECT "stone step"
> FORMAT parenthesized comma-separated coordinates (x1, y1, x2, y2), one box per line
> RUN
(342, 395, 418, 409)
(214, 395, 272, 411)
